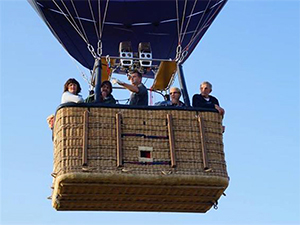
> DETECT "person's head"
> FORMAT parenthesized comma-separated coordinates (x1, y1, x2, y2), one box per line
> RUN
(170, 87, 181, 104)
(129, 70, 143, 85)
(200, 81, 212, 98)
(64, 78, 81, 95)
(101, 80, 113, 95)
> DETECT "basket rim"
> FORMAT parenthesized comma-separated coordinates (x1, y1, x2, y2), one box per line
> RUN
(56, 102, 219, 114)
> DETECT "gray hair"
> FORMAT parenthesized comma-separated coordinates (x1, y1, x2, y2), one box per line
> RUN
(201, 81, 212, 90)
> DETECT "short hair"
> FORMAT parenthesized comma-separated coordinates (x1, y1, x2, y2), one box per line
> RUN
(101, 80, 113, 94)
(170, 87, 181, 96)
(63, 78, 81, 94)
(201, 81, 212, 90)
(129, 70, 142, 78)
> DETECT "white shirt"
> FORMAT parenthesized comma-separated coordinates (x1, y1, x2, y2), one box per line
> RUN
(61, 91, 84, 104)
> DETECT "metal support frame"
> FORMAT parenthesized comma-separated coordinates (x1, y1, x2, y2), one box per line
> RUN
(94, 59, 102, 102)
(177, 64, 190, 107)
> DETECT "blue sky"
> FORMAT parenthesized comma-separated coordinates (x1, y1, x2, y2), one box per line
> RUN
(1, 1, 299, 225)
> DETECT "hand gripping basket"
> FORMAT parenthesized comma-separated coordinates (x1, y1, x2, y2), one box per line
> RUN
(51, 104, 229, 212)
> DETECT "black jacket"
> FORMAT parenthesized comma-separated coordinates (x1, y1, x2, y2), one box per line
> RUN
(192, 94, 219, 108)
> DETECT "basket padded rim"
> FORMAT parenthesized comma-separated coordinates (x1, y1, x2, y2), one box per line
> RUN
(52, 172, 229, 206)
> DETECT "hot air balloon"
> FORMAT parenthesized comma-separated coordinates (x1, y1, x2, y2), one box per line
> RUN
(29, 0, 229, 212)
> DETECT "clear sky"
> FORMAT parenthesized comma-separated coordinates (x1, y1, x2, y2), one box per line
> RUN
(1, 0, 299, 225)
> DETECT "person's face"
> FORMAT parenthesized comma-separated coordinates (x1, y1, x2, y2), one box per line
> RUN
(130, 73, 141, 85)
(101, 84, 111, 95)
(170, 88, 181, 103)
(200, 84, 211, 97)
(68, 83, 78, 94)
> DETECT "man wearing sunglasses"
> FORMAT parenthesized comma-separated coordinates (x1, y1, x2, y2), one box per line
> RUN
(155, 87, 185, 107)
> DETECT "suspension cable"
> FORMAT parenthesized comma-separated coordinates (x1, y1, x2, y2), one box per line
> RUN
(180, 0, 198, 45)
(97, 0, 110, 57)
(53, 0, 99, 58)
(178, 0, 188, 44)
(34, 3, 92, 88)
(60, 0, 82, 38)
(88, 0, 100, 40)
(175, 0, 180, 44)
(188, 0, 211, 46)
(185, 0, 225, 52)
(69, 0, 90, 44)
(98, 0, 102, 39)
(70, 0, 99, 58)
(175, 0, 188, 61)
(52, 0, 88, 44)
(100, 0, 110, 39)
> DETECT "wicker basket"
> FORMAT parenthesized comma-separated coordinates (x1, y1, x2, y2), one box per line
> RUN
(51, 105, 229, 212)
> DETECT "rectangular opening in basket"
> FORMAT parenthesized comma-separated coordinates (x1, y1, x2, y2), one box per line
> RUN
(138, 146, 153, 162)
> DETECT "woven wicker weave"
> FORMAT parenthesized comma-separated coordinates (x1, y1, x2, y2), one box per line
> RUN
(51, 105, 229, 212)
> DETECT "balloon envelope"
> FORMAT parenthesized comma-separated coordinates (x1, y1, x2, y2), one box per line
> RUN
(29, 0, 227, 71)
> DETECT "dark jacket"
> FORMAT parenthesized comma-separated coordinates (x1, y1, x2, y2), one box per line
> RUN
(85, 94, 116, 104)
(101, 94, 116, 104)
(192, 94, 219, 108)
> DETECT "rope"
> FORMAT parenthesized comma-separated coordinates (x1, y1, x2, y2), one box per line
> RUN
(71, 56, 92, 86)
(65, 50, 93, 88)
